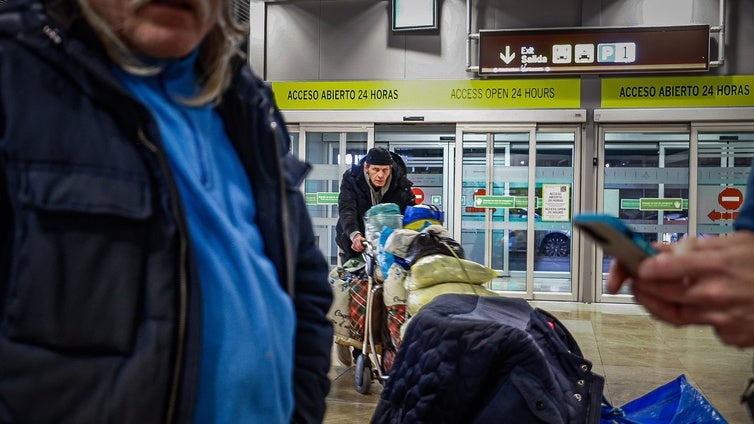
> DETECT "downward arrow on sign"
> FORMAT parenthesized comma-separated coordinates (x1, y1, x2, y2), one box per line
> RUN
(499, 45, 516, 64)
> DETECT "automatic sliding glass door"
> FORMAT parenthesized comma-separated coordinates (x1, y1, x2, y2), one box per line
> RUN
(457, 125, 579, 300)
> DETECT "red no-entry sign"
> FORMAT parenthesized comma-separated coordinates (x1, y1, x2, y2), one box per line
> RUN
(412, 187, 425, 204)
(718, 187, 743, 210)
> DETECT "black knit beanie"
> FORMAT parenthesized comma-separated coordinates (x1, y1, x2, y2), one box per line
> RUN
(365, 147, 393, 165)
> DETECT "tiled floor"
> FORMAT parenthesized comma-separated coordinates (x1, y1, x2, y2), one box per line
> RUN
(323, 301, 754, 423)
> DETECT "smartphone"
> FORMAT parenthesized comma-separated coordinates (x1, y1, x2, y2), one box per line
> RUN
(574, 213, 659, 276)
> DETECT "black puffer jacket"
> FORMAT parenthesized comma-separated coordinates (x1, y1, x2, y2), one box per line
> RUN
(0, 1, 332, 422)
(336, 151, 415, 260)
(373, 294, 604, 424)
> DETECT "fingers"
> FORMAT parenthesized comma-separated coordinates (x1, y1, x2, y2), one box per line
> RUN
(642, 233, 754, 278)
(605, 259, 630, 294)
(637, 246, 726, 282)
(351, 234, 365, 252)
(632, 285, 716, 327)
(715, 325, 754, 348)
(625, 231, 754, 348)
(651, 242, 675, 254)
(668, 235, 701, 254)
(633, 282, 754, 340)
(632, 287, 685, 326)
(630, 274, 689, 302)
(605, 241, 679, 294)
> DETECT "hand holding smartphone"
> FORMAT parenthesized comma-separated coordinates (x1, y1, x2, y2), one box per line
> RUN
(574, 213, 659, 276)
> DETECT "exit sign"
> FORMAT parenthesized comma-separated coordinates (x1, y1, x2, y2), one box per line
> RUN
(479, 25, 709, 76)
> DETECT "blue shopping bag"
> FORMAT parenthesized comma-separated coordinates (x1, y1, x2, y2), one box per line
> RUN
(600, 374, 727, 423)
(403, 204, 443, 226)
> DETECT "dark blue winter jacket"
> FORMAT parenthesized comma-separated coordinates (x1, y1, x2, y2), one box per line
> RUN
(0, 1, 332, 422)
(372, 294, 604, 423)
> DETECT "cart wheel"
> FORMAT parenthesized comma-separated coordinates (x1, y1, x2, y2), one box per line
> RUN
(354, 353, 372, 394)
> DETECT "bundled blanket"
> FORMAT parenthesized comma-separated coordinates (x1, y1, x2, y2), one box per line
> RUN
(328, 222, 502, 352)
(380, 225, 500, 346)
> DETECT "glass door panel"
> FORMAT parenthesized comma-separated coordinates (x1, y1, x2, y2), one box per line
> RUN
(495, 137, 530, 292)
(459, 131, 531, 294)
(696, 131, 754, 237)
(375, 126, 456, 233)
(459, 136, 489, 267)
(303, 128, 370, 267)
(533, 133, 575, 293)
(600, 131, 690, 296)
(286, 124, 300, 157)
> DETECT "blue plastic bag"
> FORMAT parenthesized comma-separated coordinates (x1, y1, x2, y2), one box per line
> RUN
(365, 202, 401, 218)
(364, 204, 403, 246)
(600, 375, 727, 424)
(378, 227, 396, 277)
(403, 205, 443, 226)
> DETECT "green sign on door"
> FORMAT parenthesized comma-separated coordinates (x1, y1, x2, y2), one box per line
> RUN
(475, 196, 515, 208)
(316, 192, 340, 205)
(305, 192, 340, 205)
(474, 195, 536, 209)
(620, 198, 686, 211)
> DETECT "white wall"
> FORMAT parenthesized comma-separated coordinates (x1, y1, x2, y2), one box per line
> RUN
(250, 0, 751, 81)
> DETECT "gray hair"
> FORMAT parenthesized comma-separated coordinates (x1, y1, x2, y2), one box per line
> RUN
(77, 0, 248, 105)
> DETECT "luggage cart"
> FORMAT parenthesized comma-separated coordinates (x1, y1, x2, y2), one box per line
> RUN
(353, 241, 388, 394)
(353, 213, 402, 394)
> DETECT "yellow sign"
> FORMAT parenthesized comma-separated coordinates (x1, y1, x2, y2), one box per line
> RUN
(272, 79, 581, 110)
(602, 75, 754, 108)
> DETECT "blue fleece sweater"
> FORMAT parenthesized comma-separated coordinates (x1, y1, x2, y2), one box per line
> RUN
(115, 52, 295, 423)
